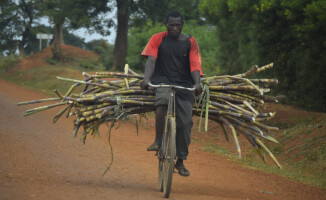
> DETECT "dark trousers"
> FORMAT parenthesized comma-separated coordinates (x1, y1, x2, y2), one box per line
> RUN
(155, 88, 194, 160)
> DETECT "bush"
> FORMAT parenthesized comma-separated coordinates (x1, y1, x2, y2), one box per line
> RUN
(0, 55, 19, 72)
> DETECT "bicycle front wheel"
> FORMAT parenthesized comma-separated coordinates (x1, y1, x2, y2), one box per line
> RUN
(158, 153, 163, 192)
(163, 117, 176, 198)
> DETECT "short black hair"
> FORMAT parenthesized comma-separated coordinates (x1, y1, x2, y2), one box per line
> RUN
(165, 11, 184, 24)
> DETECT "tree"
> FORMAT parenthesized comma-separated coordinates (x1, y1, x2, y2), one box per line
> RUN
(113, 0, 133, 70)
(200, 0, 326, 111)
(18, 0, 41, 55)
(0, 0, 40, 56)
(39, 0, 112, 60)
(112, 0, 204, 70)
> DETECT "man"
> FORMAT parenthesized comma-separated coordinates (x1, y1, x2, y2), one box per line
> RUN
(140, 11, 203, 177)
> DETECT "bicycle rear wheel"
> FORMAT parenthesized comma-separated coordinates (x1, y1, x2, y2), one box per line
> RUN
(163, 117, 176, 198)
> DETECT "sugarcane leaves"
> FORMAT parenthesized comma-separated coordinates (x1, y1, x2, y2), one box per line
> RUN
(102, 121, 115, 176)
(198, 83, 208, 132)
(219, 122, 230, 142)
(205, 85, 210, 133)
(135, 118, 139, 136)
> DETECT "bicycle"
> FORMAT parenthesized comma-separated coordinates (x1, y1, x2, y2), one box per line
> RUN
(148, 83, 195, 198)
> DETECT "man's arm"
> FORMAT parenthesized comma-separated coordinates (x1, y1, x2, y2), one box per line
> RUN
(140, 56, 156, 90)
(191, 70, 203, 95)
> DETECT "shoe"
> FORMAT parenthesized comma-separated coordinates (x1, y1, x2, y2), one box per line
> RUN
(174, 163, 190, 177)
(147, 142, 161, 151)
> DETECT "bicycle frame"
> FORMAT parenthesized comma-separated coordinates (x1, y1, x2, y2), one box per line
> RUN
(148, 83, 194, 198)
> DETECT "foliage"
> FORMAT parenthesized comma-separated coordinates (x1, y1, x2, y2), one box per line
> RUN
(126, 21, 165, 71)
(0, 0, 40, 55)
(40, 0, 113, 36)
(85, 39, 114, 70)
(133, 0, 204, 26)
(200, 0, 326, 111)
(0, 55, 20, 72)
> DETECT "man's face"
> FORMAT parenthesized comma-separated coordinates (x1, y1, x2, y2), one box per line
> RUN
(165, 16, 183, 38)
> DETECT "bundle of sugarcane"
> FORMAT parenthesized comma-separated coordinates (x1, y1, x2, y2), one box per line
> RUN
(194, 63, 281, 168)
(18, 63, 281, 169)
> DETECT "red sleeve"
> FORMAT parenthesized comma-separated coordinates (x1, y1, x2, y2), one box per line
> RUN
(141, 32, 167, 59)
(189, 37, 203, 76)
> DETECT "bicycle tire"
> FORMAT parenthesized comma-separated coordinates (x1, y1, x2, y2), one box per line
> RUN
(163, 117, 176, 198)
(158, 154, 163, 192)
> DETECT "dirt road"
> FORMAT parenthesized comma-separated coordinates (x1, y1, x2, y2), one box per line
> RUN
(1, 79, 325, 200)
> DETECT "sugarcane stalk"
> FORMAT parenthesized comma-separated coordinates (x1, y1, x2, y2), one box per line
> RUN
(124, 64, 130, 89)
(252, 121, 279, 132)
(17, 98, 60, 105)
(24, 102, 66, 116)
(57, 76, 113, 89)
(217, 116, 241, 158)
(53, 104, 72, 123)
(239, 65, 259, 78)
(226, 75, 262, 95)
(256, 63, 273, 73)
(243, 101, 259, 115)
(94, 72, 144, 79)
(255, 138, 282, 169)
(224, 101, 257, 117)
(205, 86, 210, 132)
(219, 122, 230, 142)
(54, 90, 64, 99)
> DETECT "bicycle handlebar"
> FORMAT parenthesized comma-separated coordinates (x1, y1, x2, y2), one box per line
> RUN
(148, 83, 195, 91)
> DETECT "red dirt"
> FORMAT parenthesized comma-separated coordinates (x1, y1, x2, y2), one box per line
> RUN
(18, 44, 98, 70)
(1, 80, 326, 199)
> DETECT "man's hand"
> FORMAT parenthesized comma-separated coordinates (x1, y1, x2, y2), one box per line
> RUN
(193, 84, 203, 96)
(140, 80, 149, 90)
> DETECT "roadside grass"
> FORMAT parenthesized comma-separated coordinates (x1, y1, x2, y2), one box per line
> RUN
(0, 57, 104, 97)
(201, 115, 326, 189)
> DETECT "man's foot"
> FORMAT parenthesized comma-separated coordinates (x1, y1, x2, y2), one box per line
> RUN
(147, 142, 161, 151)
(174, 163, 190, 177)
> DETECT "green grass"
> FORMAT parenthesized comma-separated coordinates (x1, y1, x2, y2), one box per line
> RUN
(0, 58, 104, 97)
(201, 116, 326, 189)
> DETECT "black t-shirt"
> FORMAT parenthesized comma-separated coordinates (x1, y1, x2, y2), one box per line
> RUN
(152, 35, 193, 87)
(141, 31, 203, 88)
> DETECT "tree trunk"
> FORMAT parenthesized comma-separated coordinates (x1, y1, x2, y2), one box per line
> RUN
(18, 40, 25, 56)
(52, 20, 65, 62)
(113, 0, 130, 70)
(18, 4, 34, 56)
(53, 22, 65, 46)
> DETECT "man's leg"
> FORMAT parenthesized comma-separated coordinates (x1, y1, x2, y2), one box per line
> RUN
(147, 87, 169, 151)
(147, 106, 167, 151)
(174, 91, 193, 176)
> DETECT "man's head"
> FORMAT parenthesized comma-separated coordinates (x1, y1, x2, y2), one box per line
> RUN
(165, 11, 184, 38)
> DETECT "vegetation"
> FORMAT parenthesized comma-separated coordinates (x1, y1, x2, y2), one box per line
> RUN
(200, 114, 326, 189)
(199, 0, 326, 111)
(3, 0, 324, 111)
(0, 50, 103, 96)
